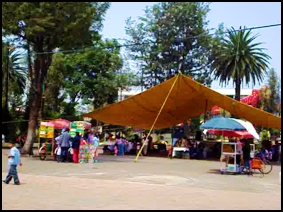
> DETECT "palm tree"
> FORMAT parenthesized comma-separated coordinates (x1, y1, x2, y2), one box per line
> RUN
(2, 41, 27, 110)
(211, 27, 271, 101)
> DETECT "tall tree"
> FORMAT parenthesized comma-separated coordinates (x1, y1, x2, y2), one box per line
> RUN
(125, 2, 213, 88)
(259, 68, 281, 115)
(267, 68, 279, 115)
(2, 41, 27, 109)
(2, 41, 27, 136)
(2, 2, 110, 153)
(211, 27, 271, 101)
(64, 39, 130, 109)
(44, 53, 66, 118)
(41, 39, 135, 122)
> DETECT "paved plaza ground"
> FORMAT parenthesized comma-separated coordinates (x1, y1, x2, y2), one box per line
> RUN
(2, 149, 281, 210)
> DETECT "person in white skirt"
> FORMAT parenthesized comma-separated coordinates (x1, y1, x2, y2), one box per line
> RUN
(54, 129, 65, 161)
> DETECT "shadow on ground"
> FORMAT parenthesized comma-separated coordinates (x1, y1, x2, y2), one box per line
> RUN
(206, 168, 265, 178)
(29, 154, 145, 163)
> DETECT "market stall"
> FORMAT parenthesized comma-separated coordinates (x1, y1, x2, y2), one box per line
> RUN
(200, 117, 258, 174)
(220, 142, 242, 174)
(38, 120, 55, 160)
(70, 121, 92, 163)
(83, 74, 281, 163)
(38, 118, 71, 161)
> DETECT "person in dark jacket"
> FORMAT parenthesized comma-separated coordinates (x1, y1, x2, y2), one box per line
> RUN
(241, 139, 251, 174)
(58, 128, 71, 162)
(72, 132, 81, 163)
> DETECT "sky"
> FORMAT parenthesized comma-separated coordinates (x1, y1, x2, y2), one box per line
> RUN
(102, 2, 281, 89)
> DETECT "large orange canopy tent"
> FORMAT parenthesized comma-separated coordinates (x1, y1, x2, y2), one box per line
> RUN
(83, 74, 281, 130)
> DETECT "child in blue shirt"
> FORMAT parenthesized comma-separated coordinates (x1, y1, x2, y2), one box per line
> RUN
(3, 142, 22, 185)
(92, 133, 100, 163)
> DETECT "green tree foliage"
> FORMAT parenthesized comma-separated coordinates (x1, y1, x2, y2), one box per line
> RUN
(42, 40, 135, 123)
(2, 41, 27, 136)
(125, 2, 213, 88)
(268, 68, 280, 115)
(43, 53, 67, 119)
(2, 41, 27, 108)
(211, 27, 271, 101)
(63, 39, 132, 109)
(2, 2, 110, 153)
(259, 68, 281, 115)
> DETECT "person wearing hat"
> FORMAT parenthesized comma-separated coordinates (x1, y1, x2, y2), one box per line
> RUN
(3, 141, 22, 185)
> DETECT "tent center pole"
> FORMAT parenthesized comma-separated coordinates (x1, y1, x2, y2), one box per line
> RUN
(134, 74, 180, 162)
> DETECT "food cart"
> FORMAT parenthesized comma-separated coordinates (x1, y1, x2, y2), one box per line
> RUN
(220, 142, 242, 174)
(220, 142, 256, 175)
(38, 121, 56, 160)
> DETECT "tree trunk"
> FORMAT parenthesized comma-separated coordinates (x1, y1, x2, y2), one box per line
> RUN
(38, 95, 43, 120)
(23, 66, 43, 154)
(22, 37, 52, 155)
(25, 98, 39, 155)
(231, 78, 241, 119)
(234, 78, 241, 101)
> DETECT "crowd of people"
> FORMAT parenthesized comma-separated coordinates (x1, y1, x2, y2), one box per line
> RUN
(259, 139, 281, 162)
(54, 130, 152, 163)
(4, 130, 281, 166)
(103, 133, 153, 156)
(171, 138, 208, 159)
(2, 129, 281, 186)
(55, 128, 100, 163)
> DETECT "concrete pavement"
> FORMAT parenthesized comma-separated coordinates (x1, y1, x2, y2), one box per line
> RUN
(2, 150, 281, 210)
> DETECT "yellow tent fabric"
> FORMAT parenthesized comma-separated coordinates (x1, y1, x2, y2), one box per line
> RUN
(83, 75, 281, 130)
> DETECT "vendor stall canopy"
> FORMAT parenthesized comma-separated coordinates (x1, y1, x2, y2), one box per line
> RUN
(83, 75, 281, 130)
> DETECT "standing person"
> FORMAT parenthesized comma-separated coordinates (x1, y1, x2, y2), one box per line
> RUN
(142, 133, 149, 156)
(278, 141, 281, 163)
(58, 128, 71, 162)
(116, 134, 124, 156)
(203, 144, 209, 159)
(72, 132, 81, 163)
(134, 134, 142, 155)
(3, 141, 22, 185)
(87, 130, 94, 145)
(241, 139, 251, 175)
(236, 138, 243, 166)
(92, 133, 100, 163)
(84, 129, 89, 140)
(122, 135, 128, 153)
(87, 130, 94, 161)
(54, 129, 66, 161)
(55, 134, 62, 161)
